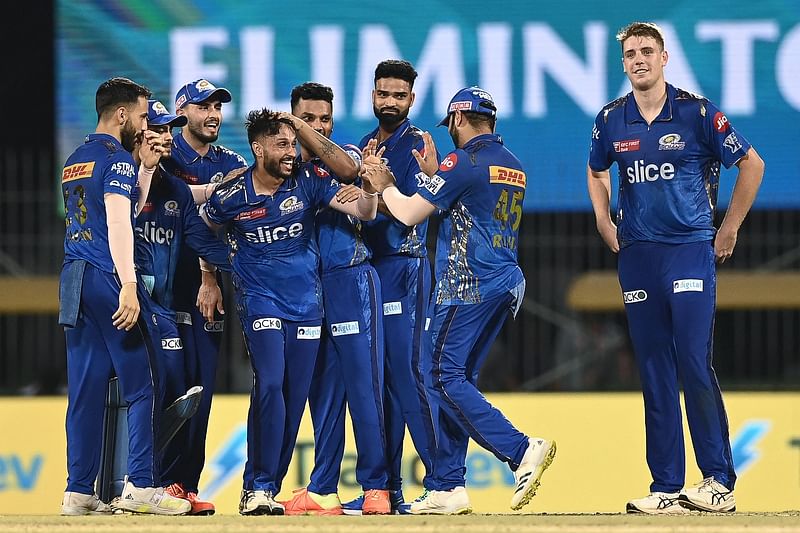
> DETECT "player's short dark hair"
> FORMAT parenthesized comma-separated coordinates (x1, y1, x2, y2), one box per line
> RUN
(290, 82, 334, 110)
(616, 22, 665, 53)
(245, 108, 296, 146)
(95, 77, 151, 121)
(461, 111, 496, 132)
(374, 59, 418, 89)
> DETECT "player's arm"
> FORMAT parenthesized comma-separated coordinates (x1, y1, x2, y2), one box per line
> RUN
(715, 147, 764, 263)
(280, 112, 359, 180)
(105, 193, 139, 330)
(362, 163, 436, 226)
(134, 130, 164, 216)
(587, 165, 619, 253)
(188, 167, 248, 205)
(329, 185, 378, 220)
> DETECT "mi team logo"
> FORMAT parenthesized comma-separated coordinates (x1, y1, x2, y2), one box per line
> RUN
(623, 289, 647, 304)
(62, 162, 95, 183)
(489, 166, 526, 188)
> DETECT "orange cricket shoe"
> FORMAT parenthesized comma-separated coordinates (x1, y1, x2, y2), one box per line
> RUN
(165, 482, 216, 515)
(282, 487, 344, 516)
(362, 489, 391, 515)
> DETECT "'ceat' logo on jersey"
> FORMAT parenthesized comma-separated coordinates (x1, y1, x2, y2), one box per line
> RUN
(235, 207, 267, 221)
(613, 139, 640, 153)
(439, 153, 458, 172)
(243, 223, 304, 244)
(62, 162, 95, 183)
(489, 166, 526, 188)
(623, 290, 647, 304)
(626, 160, 675, 183)
(714, 112, 730, 133)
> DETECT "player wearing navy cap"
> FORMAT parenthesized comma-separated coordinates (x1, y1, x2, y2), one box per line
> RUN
(346, 60, 438, 513)
(279, 83, 391, 516)
(59, 78, 190, 516)
(133, 100, 232, 515)
(160, 79, 247, 509)
(587, 22, 764, 514)
(361, 86, 556, 515)
(200, 108, 378, 515)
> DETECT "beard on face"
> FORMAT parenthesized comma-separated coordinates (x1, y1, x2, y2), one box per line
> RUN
(373, 104, 408, 128)
(187, 120, 219, 144)
(263, 155, 296, 180)
(447, 117, 460, 147)
(120, 120, 139, 152)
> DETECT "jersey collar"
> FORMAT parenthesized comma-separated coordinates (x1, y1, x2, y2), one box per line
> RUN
(244, 166, 298, 202)
(365, 118, 412, 153)
(625, 83, 676, 124)
(462, 133, 502, 150)
(172, 133, 220, 165)
(85, 133, 124, 150)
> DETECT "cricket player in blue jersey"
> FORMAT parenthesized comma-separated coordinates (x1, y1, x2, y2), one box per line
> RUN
(278, 83, 391, 516)
(361, 86, 557, 515)
(587, 22, 764, 514)
(160, 79, 247, 512)
(133, 100, 232, 514)
(345, 60, 438, 512)
(201, 108, 378, 515)
(59, 77, 190, 516)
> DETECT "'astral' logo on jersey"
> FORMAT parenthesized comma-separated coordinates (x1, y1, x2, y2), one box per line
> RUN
(244, 222, 303, 244)
(626, 161, 675, 183)
(673, 279, 703, 293)
(161, 338, 183, 350)
(623, 290, 647, 304)
(253, 318, 282, 331)
(331, 321, 360, 336)
(137, 222, 174, 246)
(279, 196, 304, 215)
(111, 162, 135, 178)
(658, 133, 685, 151)
(297, 326, 321, 339)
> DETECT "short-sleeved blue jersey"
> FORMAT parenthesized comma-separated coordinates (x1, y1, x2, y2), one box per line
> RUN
(62, 133, 138, 273)
(358, 119, 434, 258)
(416, 134, 526, 306)
(204, 163, 339, 321)
(135, 168, 230, 318)
(312, 144, 371, 273)
(588, 83, 752, 247)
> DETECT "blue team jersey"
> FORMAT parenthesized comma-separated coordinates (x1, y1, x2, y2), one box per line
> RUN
(312, 144, 372, 272)
(204, 163, 340, 320)
(358, 119, 432, 258)
(135, 168, 231, 318)
(416, 133, 526, 306)
(62, 133, 138, 273)
(588, 83, 752, 247)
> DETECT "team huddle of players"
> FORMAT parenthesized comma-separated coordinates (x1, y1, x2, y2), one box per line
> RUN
(59, 58, 553, 517)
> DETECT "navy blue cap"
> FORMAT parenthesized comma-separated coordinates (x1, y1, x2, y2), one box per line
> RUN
(147, 100, 187, 127)
(174, 79, 232, 110)
(438, 86, 497, 126)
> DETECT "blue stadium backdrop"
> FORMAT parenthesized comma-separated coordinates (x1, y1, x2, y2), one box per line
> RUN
(57, 0, 800, 211)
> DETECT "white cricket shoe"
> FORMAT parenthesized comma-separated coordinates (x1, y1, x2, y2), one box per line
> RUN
(239, 489, 285, 515)
(510, 437, 557, 510)
(61, 491, 112, 515)
(408, 487, 472, 515)
(111, 481, 191, 515)
(626, 492, 690, 514)
(678, 477, 736, 512)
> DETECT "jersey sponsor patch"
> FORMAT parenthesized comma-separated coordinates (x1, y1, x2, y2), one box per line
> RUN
(204, 320, 224, 332)
(424, 317, 431, 331)
(439, 153, 458, 172)
(489, 166, 526, 188)
(658, 133, 685, 151)
(613, 139, 640, 153)
(383, 301, 402, 315)
(108, 179, 133, 193)
(448, 101, 473, 113)
(161, 337, 183, 350)
(253, 317, 282, 331)
(713, 111, 730, 133)
(423, 174, 446, 195)
(313, 165, 330, 178)
(623, 289, 647, 304)
(175, 312, 192, 325)
(331, 320, 360, 336)
(723, 132, 743, 154)
(111, 161, 135, 178)
(297, 326, 321, 339)
(279, 195, 304, 215)
(62, 162, 95, 183)
(235, 207, 267, 221)
(673, 279, 703, 293)
(164, 200, 180, 217)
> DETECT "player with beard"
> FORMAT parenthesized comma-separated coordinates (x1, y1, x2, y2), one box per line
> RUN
(200, 109, 378, 515)
(343, 59, 438, 514)
(59, 77, 190, 516)
(159, 79, 247, 514)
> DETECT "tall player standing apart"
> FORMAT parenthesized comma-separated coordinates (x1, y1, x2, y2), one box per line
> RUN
(280, 83, 391, 516)
(201, 109, 378, 516)
(160, 79, 247, 514)
(345, 60, 438, 514)
(587, 22, 764, 514)
(59, 77, 190, 516)
(361, 86, 556, 515)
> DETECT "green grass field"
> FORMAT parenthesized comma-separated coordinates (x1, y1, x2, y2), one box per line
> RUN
(1, 512, 798, 533)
